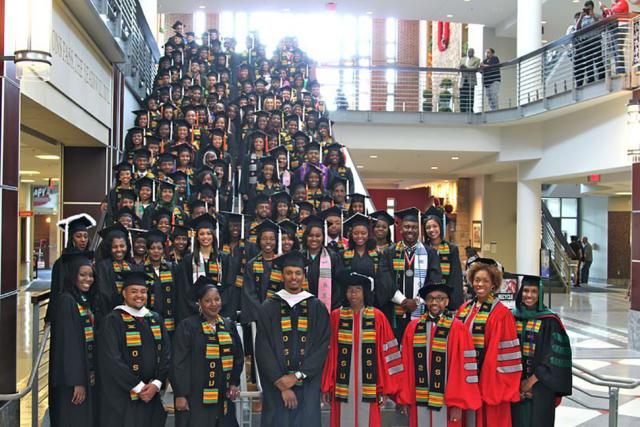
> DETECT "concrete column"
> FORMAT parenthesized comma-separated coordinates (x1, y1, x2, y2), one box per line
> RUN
(629, 162, 640, 349)
(516, 167, 541, 275)
(517, 0, 542, 56)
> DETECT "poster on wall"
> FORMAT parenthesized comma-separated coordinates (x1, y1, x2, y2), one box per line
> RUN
(497, 273, 519, 310)
(471, 221, 482, 248)
(32, 184, 59, 213)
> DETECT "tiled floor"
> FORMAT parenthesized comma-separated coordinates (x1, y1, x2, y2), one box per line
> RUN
(15, 282, 640, 426)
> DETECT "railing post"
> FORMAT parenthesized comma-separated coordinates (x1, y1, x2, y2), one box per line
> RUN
(31, 301, 40, 427)
(609, 387, 619, 427)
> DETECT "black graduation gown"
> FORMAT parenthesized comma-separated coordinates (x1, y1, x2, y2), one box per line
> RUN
(305, 249, 343, 310)
(327, 166, 355, 194)
(95, 258, 127, 311)
(241, 254, 275, 323)
(511, 314, 573, 427)
(44, 249, 73, 323)
(171, 314, 244, 427)
(176, 252, 238, 322)
(97, 309, 170, 427)
(342, 249, 395, 311)
(49, 292, 97, 427)
(255, 295, 330, 427)
(436, 241, 464, 310)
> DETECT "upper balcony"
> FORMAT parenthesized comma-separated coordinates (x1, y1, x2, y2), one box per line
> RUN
(319, 14, 640, 126)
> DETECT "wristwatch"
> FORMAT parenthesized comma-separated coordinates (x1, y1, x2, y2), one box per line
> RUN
(294, 371, 306, 381)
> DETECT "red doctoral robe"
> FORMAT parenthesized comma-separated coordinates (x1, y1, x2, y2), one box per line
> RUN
(456, 300, 522, 427)
(397, 314, 482, 427)
(321, 307, 403, 427)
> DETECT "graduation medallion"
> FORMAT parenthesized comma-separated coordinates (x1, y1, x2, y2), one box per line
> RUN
(406, 269, 414, 277)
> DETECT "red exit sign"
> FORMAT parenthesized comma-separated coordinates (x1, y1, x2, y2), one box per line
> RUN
(588, 174, 601, 183)
(19, 211, 34, 217)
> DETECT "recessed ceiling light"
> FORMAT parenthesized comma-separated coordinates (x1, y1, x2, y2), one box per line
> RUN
(430, 166, 439, 170)
(541, 20, 547, 25)
(356, 165, 364, 169)
(451, 156, 459, 160)
(615, 191, 632, 196)
(366, 11, 373, 15)
(464, 0, 471, 2)
(50, 177, 60, 181)
(19, 170, 40, 175)
(446, 14, 454, 18)
(572, 0, 579, 3)
(444, 180, 449, 183)
(35, 154, 60, 160)
(542, 40, 548, 44)
(198, 5, 205, 9)
(21, 179, 35, 183)
(369, 155, 378, 159)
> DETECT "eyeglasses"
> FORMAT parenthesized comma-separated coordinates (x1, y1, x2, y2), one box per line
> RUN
(425, 296, 448, 303)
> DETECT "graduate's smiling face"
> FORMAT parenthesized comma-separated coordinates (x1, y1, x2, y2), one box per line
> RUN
(228, 221, 241, 239)
(472, 269, 495, 301)
(111, 238, 127, 261)
(259, 231, 277, 255)
(199, 288, 222, 319)
(133, 238, 147, 256)
(373, 220, 389, 241)
(277, 202, 289, 218)
(281, 234, 295, 253)
(76, 265, 94, 293)
(173, 235, 188, 252)
(305, 226, 324, 252)
(425, 219, 441, 241)
(197, 228, 214, 248)
(283, 266, 305, 292)
(521, 285, 539, 309)
(346, 285, 365, 309)
(123, 284, 148, 309)
(148, 241, 164, 262)
(425, 290, 448, 317)
(350, 224, 368, 247)
(401, 220, 419, 245)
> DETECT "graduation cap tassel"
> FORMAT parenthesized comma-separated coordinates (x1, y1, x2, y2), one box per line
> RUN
(418, 211, 422, 243)
(442, 211, 447, 241)
(128, 231, 134, 258)
(191, 232, 195, 253)
(216, 222, 220, 249)
(64, 223, 69, 248)
(205, 201, 209, 214)
(152, 180, 156, 202)
(278, 229, 282, 254)
(329, 120, 333, 137)
(215, 189, 219, 213)
(340, 211, 344, 239)
(240, 215, 245, 240)
(324, 220, 329, 246)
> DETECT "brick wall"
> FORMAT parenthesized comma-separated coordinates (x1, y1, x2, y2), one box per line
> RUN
(608, 211, 630, 284)
(371, 18, 387, 111)
(395, 20, 420, 111)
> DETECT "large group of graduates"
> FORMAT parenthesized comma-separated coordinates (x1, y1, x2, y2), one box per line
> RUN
(46, 23, 573, 427)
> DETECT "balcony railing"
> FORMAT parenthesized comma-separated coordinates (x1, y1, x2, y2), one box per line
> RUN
(317, 14, 639, 119)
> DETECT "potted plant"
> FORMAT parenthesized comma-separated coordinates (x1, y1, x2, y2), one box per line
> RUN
(422, 89, 433, 112)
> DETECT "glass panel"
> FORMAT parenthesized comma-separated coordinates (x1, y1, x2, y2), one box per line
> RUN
(561, 218, 577, 242)
(543, 198, 561, 218)
(561, 198, 578, 218)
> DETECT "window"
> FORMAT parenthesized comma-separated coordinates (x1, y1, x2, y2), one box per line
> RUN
(385, 18, 397, 111)
(543, 197, 580, 242)
(193, 12, 205, 42)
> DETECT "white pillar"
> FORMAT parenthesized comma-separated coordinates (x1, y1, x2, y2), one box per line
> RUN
(517, 0, 542, 56)
(516, 170, 541, 275)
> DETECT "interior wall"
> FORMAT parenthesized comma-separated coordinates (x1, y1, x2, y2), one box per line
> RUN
(482, 176, 517, 272)
(608, 195, 631, 284)
(581, 196, 609, 283)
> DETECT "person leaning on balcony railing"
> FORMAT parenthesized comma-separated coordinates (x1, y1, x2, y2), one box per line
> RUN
(459, 48, 481, 113)
(479, 48, 501, 111)
(600, 0, 629, 74)
(575, 1, 605, 86)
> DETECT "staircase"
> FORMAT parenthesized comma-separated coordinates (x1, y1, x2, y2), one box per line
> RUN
(541, 202, 575, 291)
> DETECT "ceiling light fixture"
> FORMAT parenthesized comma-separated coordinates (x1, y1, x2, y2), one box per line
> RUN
(19, 170, 40, 175)
(356, 165, 364, 169)
(369, 155, 378, 159)
(21, 179, 35, 183)
(35, 154, 60, 160)
(283, 8, 290, 12)
(366, 11, 373, 15)
(541, 20, 547, 24)
(542, 39, 548, 44)
(451, 156, 459, 160)
(199, 5, 205, 9)
(615, 191, 632, 196)
(446, 14, 454, 18)
(430, 166, 439, 170)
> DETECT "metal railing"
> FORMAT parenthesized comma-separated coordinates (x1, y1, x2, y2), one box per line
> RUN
(571, 362, 640, 427)
(317, 14, 639, 116)
(541, 203, 572, 290)
(0, 291, 50, 427)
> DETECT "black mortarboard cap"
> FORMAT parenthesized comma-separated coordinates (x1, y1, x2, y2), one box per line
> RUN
(152, 207, 173, 223)
(330, 176, 348, 190)
(133, 147, 151, 159)
(269, 145, 289, 158)
(115, 206, 136, 219)
(343, 213, 370, 229)
(370, 210, 394, 225)
(254, 193, 271, 206)
(272, 191, 292, 206)
(97, 222, 128, 240)
(304, 141, 321, 153)
(119, 270, 152, 289)
(118, 188, 137, 201)
(417, 281, 453, 299)
(171, 224, 190, 238)
(135, 176, 154, 190)
(319, 206, 343, 220)
(348, 193, 369, 204)
(273, 250, 310, 270)
(191, 275, 220, 301)
(188, 212, 217, 231)
(301, 214, 324, 228)
(146, 229, 167, 245)
(278, 219, 298, 236)
(58, 213, 96, 234)
(394, 207, 420, 223)
(252, 219, 280, 236)
(113, 161, 133, 174)
(296, 201, 314, 213)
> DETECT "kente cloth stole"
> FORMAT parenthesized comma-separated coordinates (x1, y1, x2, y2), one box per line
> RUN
(280, 299, 308, 387)
(221, 241, 246, 287)
(456, 298, 495, 369)
(392, 242, 408, 317)
(201, 315, 234, 406)
(144, 261, 176, 331)
(413, 314, 453, 409)
(335, 307, 378, 403)
(437, 242, 451, 276)
(516, 319, 541, 377)
(204, 256, 222, 283)
(248, 221, 259, 244)
(342, 249, 380, 275)
(113, 261, 131, 294)
(120, 311, 162, 401)
(77, 303, 96, 385)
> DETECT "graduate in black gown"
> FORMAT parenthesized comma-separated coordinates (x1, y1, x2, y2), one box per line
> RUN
(45, 213, 96, 324)
(95, 223, 133, 310)
(97, 270, 170, 427)
(172, 276, 244, 427)
(49, 251, 101, 427)
(423, 212, 464, 310)
(254, 251, 330, 427)
(511, 275, 572, 427)
(300, 215, 343, 311)
(177, 213, 237, 322)
(241, 219, 281, 323)
(340, 213, 395, 314)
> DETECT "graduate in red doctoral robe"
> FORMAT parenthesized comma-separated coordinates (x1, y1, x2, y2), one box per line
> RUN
(397, 281, 481, 427)
(321, 272, 403, 427)
(455, 258, 522, 427)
